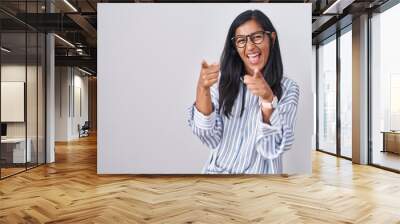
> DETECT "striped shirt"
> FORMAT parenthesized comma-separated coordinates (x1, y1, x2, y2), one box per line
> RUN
(187, 76, 300, 174)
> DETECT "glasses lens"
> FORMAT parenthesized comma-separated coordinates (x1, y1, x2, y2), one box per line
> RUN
(251, 32, 265, 44)
(235, 37, 246, 48)
(233, 31, 267, 48)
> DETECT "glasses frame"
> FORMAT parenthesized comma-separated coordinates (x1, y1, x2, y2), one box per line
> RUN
(231, 30, 272, 48)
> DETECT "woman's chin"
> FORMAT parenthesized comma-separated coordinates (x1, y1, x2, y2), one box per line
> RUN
(245, 64, 265, 74)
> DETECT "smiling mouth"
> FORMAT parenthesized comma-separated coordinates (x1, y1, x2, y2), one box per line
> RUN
(247, 52, 261, 65)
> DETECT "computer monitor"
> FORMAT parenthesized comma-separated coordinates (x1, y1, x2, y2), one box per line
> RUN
(1, 123, 7, 137)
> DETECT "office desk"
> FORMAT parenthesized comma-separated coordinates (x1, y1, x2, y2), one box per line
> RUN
(1, 138, 32, 163)
(381, 131, 400, 154)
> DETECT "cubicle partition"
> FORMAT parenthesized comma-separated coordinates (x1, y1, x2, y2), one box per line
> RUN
(0, 1, 46, 179)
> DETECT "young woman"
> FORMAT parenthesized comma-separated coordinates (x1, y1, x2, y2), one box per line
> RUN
(187, 9, 300, 174)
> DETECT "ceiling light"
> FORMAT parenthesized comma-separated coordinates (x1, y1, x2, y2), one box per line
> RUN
(63, 0, 78, 12)
(54, 34, 75, 48)
(1, 47, 11, 53)
(78, 67, 93, 76)
(322, 0, 354, 15)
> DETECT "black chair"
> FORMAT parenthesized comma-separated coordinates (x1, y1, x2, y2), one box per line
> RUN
(79, 121, 90, 138)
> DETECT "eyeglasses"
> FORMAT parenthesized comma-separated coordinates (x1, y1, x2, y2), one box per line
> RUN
(231, 30, 271, 48)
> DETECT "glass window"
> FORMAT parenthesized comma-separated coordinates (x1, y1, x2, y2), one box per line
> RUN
(1, 31, 28, 178)
(340, 28, 352, 158)
(371, 3, 400, 171)
(0, 1, 46, 179)
(318, 36, 337, 155)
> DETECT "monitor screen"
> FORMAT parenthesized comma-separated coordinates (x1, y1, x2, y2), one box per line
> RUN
(1, 123, 7, 137)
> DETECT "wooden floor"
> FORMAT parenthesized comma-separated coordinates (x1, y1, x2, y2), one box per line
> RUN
(1, 134, 400, 224)
(372, 150, 400, 171)
(0, 167, 26, 178)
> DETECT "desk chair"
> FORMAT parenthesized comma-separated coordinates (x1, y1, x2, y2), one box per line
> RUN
(79, 121, 90, 138)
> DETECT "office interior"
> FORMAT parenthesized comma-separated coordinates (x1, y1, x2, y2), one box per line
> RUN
(0, 0, 97, 179)
(0, 0, 399, 222)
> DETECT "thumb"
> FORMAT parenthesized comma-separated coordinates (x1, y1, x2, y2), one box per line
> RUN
(201, 60, 209, 69)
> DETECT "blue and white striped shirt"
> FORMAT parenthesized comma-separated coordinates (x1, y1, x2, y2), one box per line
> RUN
(187, 76, 300, 174)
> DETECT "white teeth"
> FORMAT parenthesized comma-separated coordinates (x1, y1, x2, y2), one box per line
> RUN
(247, 53, 259, 58)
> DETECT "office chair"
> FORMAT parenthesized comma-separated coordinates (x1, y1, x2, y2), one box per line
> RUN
(79, 121, 90, 138)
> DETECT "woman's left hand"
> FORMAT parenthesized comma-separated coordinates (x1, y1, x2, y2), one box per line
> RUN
(243, 68, 274, 101)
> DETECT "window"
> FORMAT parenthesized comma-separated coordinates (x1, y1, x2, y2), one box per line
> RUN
(371, 2, 400, 171)
(318, 36, 337, 155)
(340, 28, 352, 158)
(0, 1, 47, 179)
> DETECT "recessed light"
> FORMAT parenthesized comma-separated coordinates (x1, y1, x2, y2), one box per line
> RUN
(78, 67, 93, 76)
(1, 47, 11, 53)
(63, 0, 78, 12)
(54, 34, 75, 48)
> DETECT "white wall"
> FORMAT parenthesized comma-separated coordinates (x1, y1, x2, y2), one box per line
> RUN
(98, 3, 313, 174)
(72, 72, 89, 138)
(55, 66, 69, 141)
(55, 67, 89, 141)
(312, 45, 316, 151)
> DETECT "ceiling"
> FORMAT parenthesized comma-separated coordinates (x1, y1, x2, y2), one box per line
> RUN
(0, 0, 393, 74)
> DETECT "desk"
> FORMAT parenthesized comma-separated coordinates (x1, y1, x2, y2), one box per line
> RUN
(1, 138, 31, 163)
(381, 131, 400, 154)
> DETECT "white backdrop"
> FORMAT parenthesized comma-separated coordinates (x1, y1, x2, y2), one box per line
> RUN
(98, 3, 313, 174)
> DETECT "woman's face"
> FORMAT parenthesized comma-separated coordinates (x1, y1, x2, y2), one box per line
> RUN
(234, 19, 275, 75)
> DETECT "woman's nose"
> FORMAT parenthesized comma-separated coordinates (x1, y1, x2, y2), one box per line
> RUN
(245, 38, 256, 51)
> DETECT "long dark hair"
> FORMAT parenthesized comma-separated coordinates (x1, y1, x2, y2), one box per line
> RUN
(219, 9, 283, 118)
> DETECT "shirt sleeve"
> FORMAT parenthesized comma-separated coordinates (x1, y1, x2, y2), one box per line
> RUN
(187, 86, 223, 149)
(255, 80, 300, 159)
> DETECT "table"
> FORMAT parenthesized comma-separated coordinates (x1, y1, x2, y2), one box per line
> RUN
(381, 131, 400, 154)
(1, 138, 32, 164)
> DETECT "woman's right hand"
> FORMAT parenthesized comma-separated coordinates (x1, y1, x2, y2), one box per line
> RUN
(195, 60, 220, 115)
(197, 60, 220, 90)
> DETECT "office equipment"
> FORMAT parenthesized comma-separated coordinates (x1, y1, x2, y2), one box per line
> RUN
(381, 131, 400, 154)
(1, 82, 25, 122)
(1, 123, 7, 139)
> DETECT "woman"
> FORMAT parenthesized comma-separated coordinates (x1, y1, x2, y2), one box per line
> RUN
(187, 9, 300, 174)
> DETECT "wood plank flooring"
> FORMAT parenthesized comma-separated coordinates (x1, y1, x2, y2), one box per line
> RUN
(0, 134, 400, 223)
(0, 167, 26, 178)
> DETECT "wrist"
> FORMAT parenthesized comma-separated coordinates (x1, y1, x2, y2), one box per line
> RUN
(261, 106, 273, 124)
(261, 93, 274, 102)
(197, 85, 210, 92)
(259, 95, 278, 110)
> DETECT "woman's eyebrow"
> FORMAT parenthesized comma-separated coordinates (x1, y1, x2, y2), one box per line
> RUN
(235, 30, 264, 37)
